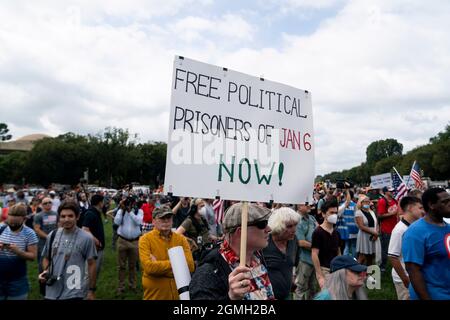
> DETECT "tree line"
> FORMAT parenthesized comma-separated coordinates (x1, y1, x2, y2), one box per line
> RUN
(1, 123, 449, 188)
(316, 124, 450, 184)
(0, 127, 167, 188)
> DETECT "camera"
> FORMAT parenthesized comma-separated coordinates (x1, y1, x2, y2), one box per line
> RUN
(124, 195, 138, 210)
(45, 273, 59, 286)
(336, 179, 354, 189)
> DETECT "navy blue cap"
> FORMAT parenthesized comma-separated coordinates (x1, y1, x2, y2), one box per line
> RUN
(330, 255, 367, 273)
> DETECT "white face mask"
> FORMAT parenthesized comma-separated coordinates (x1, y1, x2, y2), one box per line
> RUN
(198, 207, 207, 216)
(327, 214, 338, 224)
(362, 204, 370, 210)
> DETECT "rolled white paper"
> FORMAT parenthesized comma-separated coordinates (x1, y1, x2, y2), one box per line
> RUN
(168, 246, 191, 300)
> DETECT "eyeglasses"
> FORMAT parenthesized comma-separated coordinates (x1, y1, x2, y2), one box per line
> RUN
(42, 202, 52, 205)
(248, 220, 269, 229)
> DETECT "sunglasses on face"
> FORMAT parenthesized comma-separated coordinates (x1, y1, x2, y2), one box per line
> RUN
(248, 220, 269, 229)
(42, 202, 52, 205)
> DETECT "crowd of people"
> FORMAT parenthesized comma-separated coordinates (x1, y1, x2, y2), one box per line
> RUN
(0, 183, 449, 300)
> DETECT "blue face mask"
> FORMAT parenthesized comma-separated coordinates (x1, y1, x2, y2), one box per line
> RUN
(362, 204, 370, 210)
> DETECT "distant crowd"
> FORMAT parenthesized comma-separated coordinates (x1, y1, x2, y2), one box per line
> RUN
(0, 183, 449, 300)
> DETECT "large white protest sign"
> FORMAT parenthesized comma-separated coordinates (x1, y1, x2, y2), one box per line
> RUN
(164, 56, 314, 203)
(370, 173, 392, 189)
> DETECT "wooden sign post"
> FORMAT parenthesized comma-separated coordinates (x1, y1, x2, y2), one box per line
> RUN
(239, 201, 249, 267)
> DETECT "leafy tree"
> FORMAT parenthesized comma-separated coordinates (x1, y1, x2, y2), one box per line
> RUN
(0, 152, 28, 183)
(429, 124, 450, 143)
(319, 125, 450, 184)
(366, 139, 403, 164)
(372, 155, 403, 175)
(0, 123, 12, 141)
(0, 126, 168, 187)
(26, 134, 91, 186)
(431, 139, 450, 178)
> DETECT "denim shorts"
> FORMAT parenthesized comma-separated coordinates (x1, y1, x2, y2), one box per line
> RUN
(0, 276, 29, 299)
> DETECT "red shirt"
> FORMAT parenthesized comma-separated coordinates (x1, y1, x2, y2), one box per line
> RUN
(1, 207, 9, 222)
(141, 203, 155, 223)
(377, 197, 398, 234)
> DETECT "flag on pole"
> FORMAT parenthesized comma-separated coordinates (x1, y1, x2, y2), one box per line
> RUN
(409, 161, 425, 189)
(213, 198, 225, 224)
(391, 170, 408, 201)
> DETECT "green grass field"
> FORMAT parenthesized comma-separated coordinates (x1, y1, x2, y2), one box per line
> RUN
(23, 219, 397, 300)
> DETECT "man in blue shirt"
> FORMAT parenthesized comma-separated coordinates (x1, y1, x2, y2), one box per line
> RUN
(402, 187, 450, 300)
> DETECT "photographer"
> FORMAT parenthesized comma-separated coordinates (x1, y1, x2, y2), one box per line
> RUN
(114, 196, 143, 295)
(39, 200, 97, 300)
(176, 199, 218, 262)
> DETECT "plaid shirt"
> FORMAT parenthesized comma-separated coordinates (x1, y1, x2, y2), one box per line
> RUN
(141, 222, 154, 235)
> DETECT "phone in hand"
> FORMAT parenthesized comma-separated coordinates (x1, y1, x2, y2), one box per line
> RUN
(1, 243, 11, 250)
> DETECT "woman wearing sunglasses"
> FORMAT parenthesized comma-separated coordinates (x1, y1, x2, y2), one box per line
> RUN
(314, 255, 368, 300)
(190, 202, 274, 300)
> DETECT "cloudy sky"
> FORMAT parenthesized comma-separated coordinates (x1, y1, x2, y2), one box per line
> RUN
(1, 0, 449, 175)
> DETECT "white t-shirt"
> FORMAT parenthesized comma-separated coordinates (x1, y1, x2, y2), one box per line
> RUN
(388, 219, 410, 283)
(51, 198, 61, 213)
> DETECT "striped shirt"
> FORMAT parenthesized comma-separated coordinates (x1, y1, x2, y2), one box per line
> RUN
(0, 223, 38, 280)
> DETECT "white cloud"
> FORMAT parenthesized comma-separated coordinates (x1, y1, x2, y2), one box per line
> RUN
(216, 0, 450, 173)
(282, 0, 343, 10)
(1, 0, 449, 177)
(170, 14, 255, 43)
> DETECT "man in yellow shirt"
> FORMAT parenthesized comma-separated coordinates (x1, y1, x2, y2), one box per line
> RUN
(139, 205, 194, 300)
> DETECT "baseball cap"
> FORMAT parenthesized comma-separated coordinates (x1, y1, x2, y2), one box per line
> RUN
(330, 255, 367, 273)
(152, 205, 174, 219)
(382, 186, 394, 192)
(222, 202, 271, 233)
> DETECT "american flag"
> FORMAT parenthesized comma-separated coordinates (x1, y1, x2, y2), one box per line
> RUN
(409, 161, 425, 189)
(213, 198, 225, 224)
(392, 170, 408, 201)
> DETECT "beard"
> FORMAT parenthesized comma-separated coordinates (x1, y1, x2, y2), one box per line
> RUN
(8, 222, 23, 231)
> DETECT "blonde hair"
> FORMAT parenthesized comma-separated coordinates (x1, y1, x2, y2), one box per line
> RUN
(357, 195, 371, 210)
(268, 207, 300, 235)
(191, 198, 204, 207)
